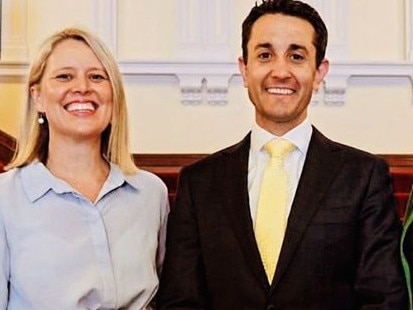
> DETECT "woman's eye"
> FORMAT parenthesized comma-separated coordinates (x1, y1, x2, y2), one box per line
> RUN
(90, 74, 107, 82)
(55, 74, 72, 81)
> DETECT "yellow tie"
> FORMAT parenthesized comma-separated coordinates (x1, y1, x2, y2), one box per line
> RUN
(255, 138, 295, 282)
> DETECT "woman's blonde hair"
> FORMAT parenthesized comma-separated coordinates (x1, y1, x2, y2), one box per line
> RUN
(6, 27, 137, 174)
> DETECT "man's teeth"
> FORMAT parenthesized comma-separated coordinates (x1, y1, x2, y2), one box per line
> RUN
(65, 103, 95, 112)
(267, 88, 293, 95)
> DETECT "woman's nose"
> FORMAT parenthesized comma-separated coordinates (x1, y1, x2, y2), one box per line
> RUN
(71, 76, 90, 93)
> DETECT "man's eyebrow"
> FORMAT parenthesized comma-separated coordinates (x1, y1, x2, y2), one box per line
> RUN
(254, 42, 273, 51)
(289, 43, 308, 52)
(253, 42, 309, 52)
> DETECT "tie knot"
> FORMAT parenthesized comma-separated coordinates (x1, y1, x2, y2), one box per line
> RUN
(265, 139, 294, 160)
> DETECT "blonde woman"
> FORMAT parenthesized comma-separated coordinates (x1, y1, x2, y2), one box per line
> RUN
(0, 28, 168, 309)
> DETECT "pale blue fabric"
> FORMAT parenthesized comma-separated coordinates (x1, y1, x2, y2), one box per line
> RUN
(0, 161, 169, 310)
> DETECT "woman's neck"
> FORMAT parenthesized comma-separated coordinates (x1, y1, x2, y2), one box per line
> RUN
(46, 139, 110, 203)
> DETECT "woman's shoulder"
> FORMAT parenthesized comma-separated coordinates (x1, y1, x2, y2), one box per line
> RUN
(0, 167, 20, 187)
(127, 169, 170, 212)
(127, 168, 168, 193)
(0, 168, 25, 206)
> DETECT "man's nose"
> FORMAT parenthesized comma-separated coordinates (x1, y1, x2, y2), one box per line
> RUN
(270, 58, 292, 79)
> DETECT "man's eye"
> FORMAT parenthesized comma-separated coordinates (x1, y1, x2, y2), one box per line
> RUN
(258, 52, 271, 60)
(291, 54, 304, 61)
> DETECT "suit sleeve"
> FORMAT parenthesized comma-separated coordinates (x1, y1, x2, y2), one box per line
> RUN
(157, 167, 207, 310)
(401, 188, 413, 309)
(356, 158, 408, 309)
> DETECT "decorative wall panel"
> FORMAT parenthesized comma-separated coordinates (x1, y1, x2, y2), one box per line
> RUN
(0, 0, 412, 105)
(1, 0, 28, 62)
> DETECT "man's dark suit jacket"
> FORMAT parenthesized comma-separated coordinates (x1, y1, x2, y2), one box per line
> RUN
(157, 128, 408, 310)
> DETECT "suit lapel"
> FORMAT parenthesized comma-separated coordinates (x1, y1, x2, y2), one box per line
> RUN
(220, 134, 270, 290)
(271, 128, 345, 288)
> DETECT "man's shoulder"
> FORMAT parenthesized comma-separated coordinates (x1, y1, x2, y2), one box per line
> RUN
(312, 127, 386, 165)
(182, 133, 251, 173)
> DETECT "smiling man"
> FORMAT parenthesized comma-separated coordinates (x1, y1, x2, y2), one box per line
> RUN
(157, 1, 408, 309)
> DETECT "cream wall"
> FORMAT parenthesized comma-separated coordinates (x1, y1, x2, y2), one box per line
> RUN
(1, 0, 412, 154)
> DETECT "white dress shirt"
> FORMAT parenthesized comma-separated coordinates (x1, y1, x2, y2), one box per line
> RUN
(0, 161, 169, 310)
(248, 119, 312, 226)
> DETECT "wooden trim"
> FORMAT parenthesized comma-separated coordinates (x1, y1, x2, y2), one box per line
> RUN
(133, 153, 206, 173)
(377, 154, 413, 170)
(0, 129, 16, 165)
(132, 153, 413, 169)
(1, 130, 413, 168)
(0, 130, 411, 219)
(2, 128, 413, 172)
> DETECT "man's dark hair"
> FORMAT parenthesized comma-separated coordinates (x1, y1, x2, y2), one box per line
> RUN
(241, 0, 328, 67)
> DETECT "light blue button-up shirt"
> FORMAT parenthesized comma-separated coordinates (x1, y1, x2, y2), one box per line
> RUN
(0, 161, 169, 310)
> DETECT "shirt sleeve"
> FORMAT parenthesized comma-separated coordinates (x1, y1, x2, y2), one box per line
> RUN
(0, 211, 9, 309)
(156, 183, 170, 275)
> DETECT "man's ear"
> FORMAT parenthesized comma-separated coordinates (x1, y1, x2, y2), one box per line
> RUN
(238, 57, 248, 88)
(313, 59, 329, 91)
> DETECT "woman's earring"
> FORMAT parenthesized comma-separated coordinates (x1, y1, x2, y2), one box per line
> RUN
(38, 113, 45, 124)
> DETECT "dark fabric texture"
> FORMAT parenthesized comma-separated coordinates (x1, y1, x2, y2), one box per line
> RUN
(157, 127, 408, 310)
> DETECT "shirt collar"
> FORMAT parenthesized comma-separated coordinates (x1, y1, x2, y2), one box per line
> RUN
(21, 161, 137, 203)
(250, 119, 313, 156)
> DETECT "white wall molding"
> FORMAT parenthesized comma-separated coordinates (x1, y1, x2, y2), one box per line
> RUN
(119, 61, 413, 105)
(2, 60, 413, 105)
(119, 60, 235, 105)
(0, 61, 28, 83)
(0, 0, 28, 62)
(177, 0, 232, 62)
(406, 0, 413, 60)
(92, 0, 118, 57)
(307, 0, 348, 61)
(0, 0, 116, 61)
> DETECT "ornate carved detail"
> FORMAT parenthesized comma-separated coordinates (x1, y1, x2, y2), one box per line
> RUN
(177, 70, 232, 105)
(3, 60, 413, 106)
(181, 86, 203, 105)
(1, 1, 412, 106)
(323, 75, 348, 106)
(207, 87, 227, 105)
